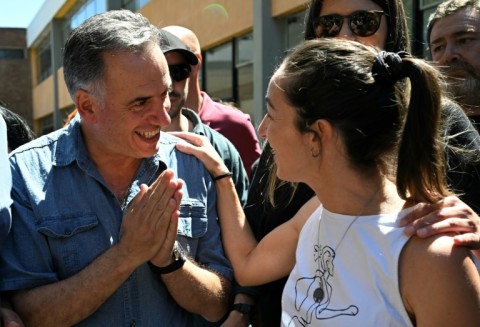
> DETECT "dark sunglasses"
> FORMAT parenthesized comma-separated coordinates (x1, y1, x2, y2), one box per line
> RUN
(169, 63, 191, 82)
(312, 10, 386, 38)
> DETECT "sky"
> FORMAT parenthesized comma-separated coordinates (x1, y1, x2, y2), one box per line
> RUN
(0, 0, 46, 28)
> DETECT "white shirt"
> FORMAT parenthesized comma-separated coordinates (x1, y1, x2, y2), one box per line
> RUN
(282, 205, 414, 327)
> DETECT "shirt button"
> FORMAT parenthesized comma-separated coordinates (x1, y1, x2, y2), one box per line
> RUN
(130, 320, 136, 327)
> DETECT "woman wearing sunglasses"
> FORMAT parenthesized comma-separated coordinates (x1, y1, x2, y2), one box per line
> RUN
(242, 0, 480, 326)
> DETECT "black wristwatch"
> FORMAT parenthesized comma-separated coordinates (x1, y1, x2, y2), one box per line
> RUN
(232, 303, 254, 318)
(148, 241, 186, 274)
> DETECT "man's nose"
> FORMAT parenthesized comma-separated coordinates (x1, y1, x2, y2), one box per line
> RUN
(152, 96, 171, 126)
(442, 43, 461, 65)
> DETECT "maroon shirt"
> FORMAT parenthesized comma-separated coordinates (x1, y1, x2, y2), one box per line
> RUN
(198, 92, 261, 177)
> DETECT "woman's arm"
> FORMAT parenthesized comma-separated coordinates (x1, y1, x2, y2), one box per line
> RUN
(172, 132, 318, 285)
(400, 234, 480, 326)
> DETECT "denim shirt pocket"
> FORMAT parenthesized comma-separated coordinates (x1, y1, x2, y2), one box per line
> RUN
(177, 199, 207, 239)
(38, 215, 98, 238)
(37, 214, 102, 278)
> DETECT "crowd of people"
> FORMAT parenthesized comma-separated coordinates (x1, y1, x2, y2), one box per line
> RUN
(0, 0, 479, 326)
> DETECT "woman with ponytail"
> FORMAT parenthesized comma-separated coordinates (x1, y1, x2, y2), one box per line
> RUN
(241, 1, 480, 324)
(172, 38, 480, 326)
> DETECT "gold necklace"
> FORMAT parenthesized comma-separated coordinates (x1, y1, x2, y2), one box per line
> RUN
(313, 188, 379, 303)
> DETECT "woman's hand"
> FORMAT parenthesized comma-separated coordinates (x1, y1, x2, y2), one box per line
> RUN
(399, 196, 480, 250)
(170, 132, 229, 177)
(0, 307, 25, 327)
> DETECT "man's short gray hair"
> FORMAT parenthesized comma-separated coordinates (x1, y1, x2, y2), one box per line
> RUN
(63, 10, 160, 101)
(427, 0, 480, 44)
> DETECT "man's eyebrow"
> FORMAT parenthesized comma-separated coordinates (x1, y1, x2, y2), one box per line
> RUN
(431, 30, 477, 44)
(126, 96, 150, 106)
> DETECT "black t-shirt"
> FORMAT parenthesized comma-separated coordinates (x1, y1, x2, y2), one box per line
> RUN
(469, 115, 480, 132)
(442, 101, 480, 213)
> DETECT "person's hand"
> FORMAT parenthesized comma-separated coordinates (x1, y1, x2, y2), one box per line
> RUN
(169, 132, 229, 177)
(0, 307, 25, 327)
(220, 310, 250, 327)
(221, 293, 254, 327)
(118, 169, 183, 266)
(149, 186, 183, 267)
(399, 196, 480, 249)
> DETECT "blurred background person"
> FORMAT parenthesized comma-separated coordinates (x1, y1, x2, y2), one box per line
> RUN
(0, 112, 25, 327)
(427, 0, 480, 129)
(162, 25, 261, 178)
(158, 28, 249, 207)
(0, 103, 36, 153)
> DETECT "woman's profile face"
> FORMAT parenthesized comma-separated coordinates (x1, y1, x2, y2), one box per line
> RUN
(317, 0, 388, 50)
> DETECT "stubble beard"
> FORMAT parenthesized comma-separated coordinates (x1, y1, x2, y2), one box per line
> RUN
(168, 90, 186, 121)
(443, 61, 480, 114)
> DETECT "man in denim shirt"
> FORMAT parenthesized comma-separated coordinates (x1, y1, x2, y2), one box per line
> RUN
(0, 10, 232, 326)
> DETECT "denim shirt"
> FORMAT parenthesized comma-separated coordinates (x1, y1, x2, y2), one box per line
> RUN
(0, 118, 233, 327)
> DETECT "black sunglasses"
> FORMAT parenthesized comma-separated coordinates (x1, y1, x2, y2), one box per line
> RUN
(313, 10, 386, 38)
(169, 63, 191, 82)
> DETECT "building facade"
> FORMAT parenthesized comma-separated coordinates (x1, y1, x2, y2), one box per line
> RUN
(27, 0, 444, 135)
(0, 28, 32, 124)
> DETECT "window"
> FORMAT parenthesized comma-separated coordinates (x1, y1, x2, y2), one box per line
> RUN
(420, 0, 443, 9)
(203, 34, 255, 117)
(286, 11, 305, 49)
(422, 6, 438, 58)
(37, 35, 52, 83)
(236, 34, 254, 119)
(205, 42, 234, 101)
(122, 0, 149, 11)
(40, 114, 54, 135)
(0, 48, 25, 59)
(62, 0, 107, 45)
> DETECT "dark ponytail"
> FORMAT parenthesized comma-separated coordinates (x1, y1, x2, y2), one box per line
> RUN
(395, 57, 450, 202)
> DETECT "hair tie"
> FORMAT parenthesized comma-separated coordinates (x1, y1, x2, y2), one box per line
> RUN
(372, 51, 411, 84)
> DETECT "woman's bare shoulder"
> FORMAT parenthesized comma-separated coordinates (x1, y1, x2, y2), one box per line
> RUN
(400, 234, 480, 326)
(290, 196, 321, 231)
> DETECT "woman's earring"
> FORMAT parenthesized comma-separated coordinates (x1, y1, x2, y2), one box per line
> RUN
(311, 149, 320, 158)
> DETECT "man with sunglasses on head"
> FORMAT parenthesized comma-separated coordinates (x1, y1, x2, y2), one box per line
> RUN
(162, 25, 261, 178)
(158, 29, 249, 210)
(427, 0, 480, 130)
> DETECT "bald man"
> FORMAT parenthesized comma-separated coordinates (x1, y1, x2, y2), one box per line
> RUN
(163, 26, 261, 177)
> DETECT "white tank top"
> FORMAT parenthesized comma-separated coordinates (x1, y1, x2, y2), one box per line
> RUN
(282, 205, 414, 327)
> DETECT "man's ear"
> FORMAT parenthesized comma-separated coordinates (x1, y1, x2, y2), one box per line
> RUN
(75, 89, 98, 123)
(192, 53, 202, 74)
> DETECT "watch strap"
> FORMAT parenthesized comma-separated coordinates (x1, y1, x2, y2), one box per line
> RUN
(232, 303, 253, 316)
(148, 242, 186, 274)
